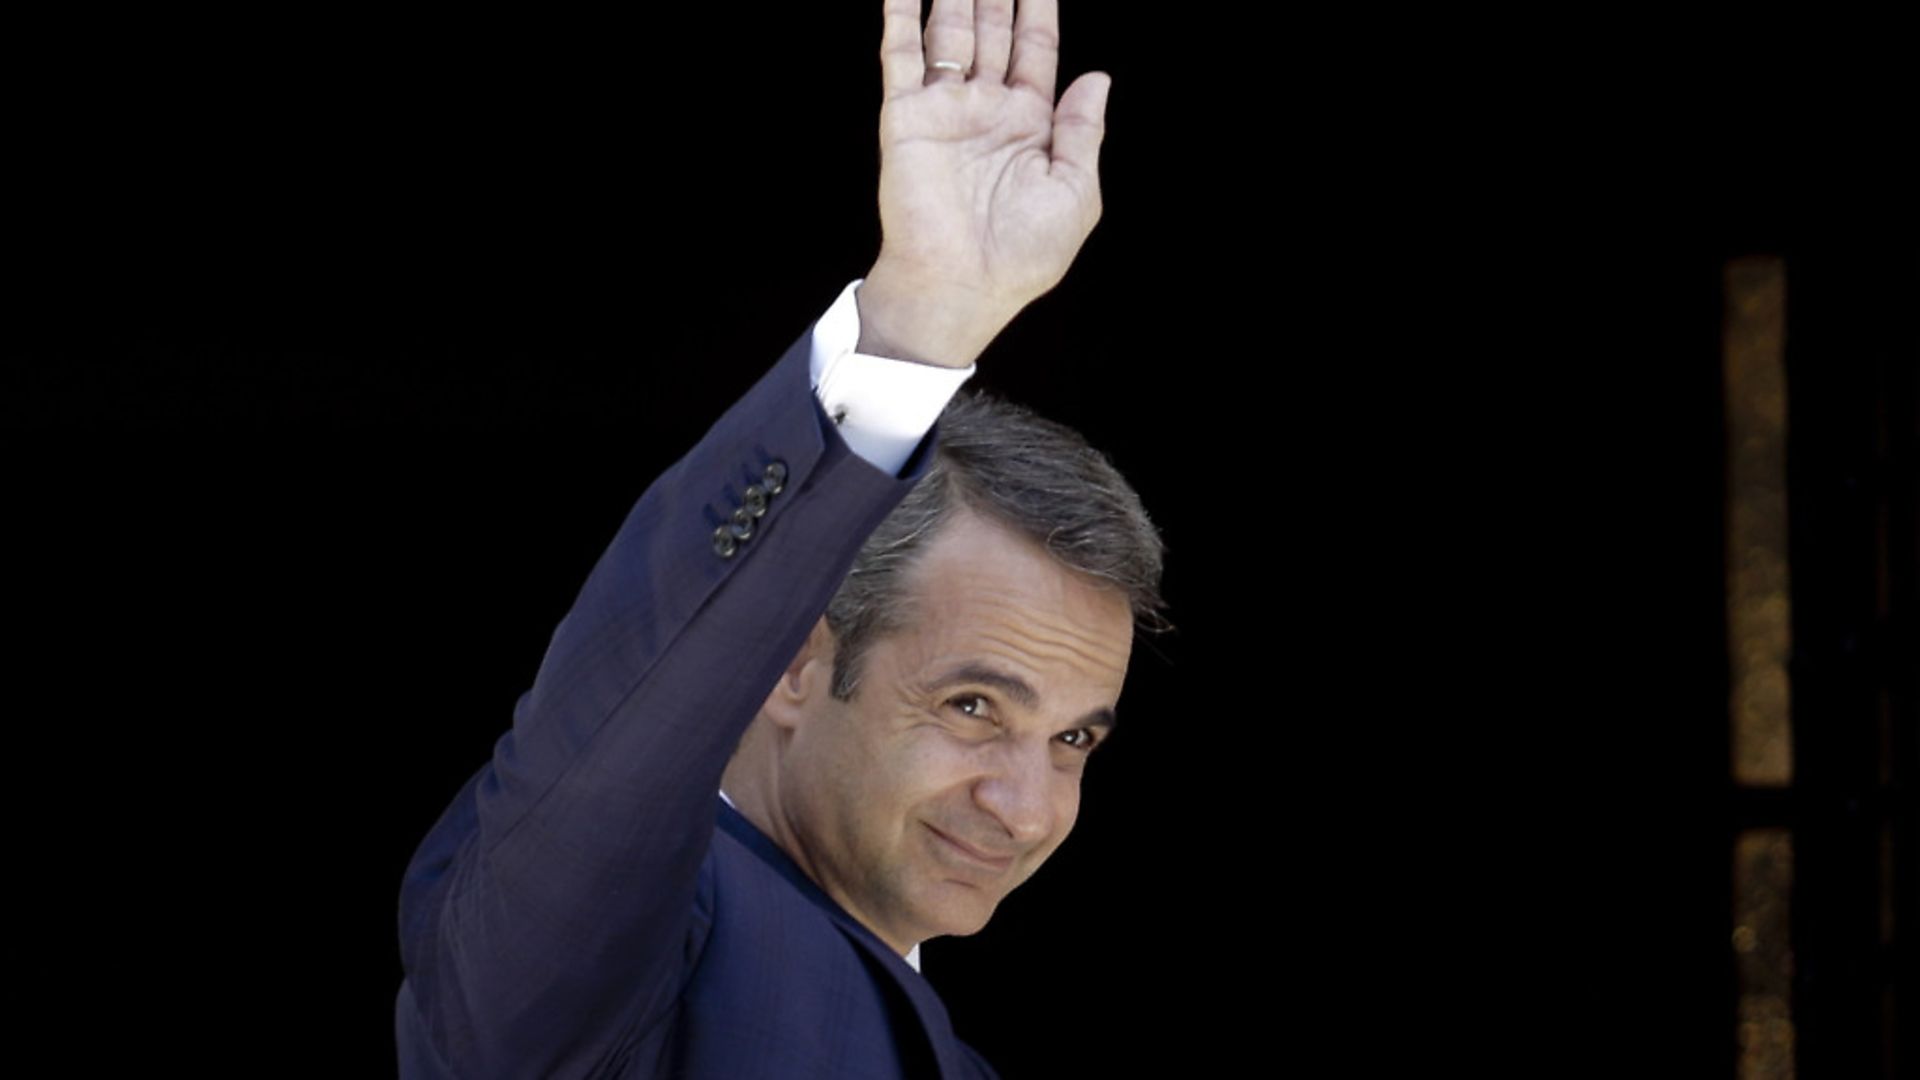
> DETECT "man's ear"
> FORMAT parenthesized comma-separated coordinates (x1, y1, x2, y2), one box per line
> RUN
(761, 616, 836, 731)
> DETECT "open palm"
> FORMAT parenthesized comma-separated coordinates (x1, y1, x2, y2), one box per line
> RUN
(872, 0, 1110, 314)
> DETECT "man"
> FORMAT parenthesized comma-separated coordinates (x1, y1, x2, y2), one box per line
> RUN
(394, 1, 1162, 1075)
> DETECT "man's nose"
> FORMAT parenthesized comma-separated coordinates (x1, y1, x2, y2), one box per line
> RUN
(972, 742, 1057, 847)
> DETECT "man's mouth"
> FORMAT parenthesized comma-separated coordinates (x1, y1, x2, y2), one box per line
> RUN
(925, 823, 1016, 871)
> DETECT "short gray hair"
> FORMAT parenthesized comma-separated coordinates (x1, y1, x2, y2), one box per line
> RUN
(823, 389, 1166, 701)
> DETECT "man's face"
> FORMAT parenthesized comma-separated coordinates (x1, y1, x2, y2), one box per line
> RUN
(774, 510, 1134, 955)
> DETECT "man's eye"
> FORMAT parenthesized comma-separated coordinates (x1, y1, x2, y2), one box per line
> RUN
(1057, 728, 1101, 751)
(950, 695, 992, 720)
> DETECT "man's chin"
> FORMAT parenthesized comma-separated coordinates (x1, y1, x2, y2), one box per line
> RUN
(916, 889, 1001, 940)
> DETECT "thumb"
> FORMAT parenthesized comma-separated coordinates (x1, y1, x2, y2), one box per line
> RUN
(1050, 71, 1110, 185)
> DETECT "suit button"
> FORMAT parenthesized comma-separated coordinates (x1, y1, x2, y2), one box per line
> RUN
(742, 484, 769, 518)
(712, 526, 738, 559)
(727, 507, 755, 542)
(762, 460, 788, 495)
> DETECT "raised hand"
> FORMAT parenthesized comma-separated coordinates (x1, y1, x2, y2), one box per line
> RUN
(856, 0, 1111, 369)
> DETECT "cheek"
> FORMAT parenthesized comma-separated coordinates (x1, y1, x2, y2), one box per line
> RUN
(824, 719, 977, 834)
(892, 728, 995, 805)
(1049, 786, 1084, 845)
(1059, 782, 1083, 821)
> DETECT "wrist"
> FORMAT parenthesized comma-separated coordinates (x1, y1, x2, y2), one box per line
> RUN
(854, 267, 1015, 370)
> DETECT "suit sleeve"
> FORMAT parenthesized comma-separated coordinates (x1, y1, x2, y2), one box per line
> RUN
(394, 320, 937, 1078)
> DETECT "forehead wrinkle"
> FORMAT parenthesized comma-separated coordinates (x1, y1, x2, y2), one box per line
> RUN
(900, 518, 1135, 688)
(913, 575, 1130, 669)
(969, 621, 1130, 678)
(901, 620, 1129, 696)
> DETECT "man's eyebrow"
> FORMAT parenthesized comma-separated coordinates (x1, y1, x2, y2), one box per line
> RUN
(926, 664, 1119, 732)
(1078, 707, 1119, 734)
(928, 664, 1039, 708)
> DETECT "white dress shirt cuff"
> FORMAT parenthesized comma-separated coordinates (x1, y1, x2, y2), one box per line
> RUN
(810, 278, 976, 476)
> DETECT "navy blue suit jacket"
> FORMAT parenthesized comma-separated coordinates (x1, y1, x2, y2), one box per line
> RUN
(394, 321, 999, 1078)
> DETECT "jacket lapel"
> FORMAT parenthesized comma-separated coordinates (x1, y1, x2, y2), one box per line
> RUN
(716, 800, 973, 1079)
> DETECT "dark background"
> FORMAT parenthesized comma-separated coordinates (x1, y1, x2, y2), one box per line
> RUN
(12, 6, 1911, 1076)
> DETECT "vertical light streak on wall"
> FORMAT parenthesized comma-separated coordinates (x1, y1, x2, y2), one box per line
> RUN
(1726, 258, 1797, 1079)
(1725, 257, 1793, 786)
(1735, 829, 1796, 1080)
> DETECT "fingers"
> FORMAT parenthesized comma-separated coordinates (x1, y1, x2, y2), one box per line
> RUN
(971, 0, 1015, 84)
(881, 0, 926, 97)
(885, 0, 1060, 96)
(922, 0, 976, 85)
(1049, 70, 1109, 202)
(1007, 0, 1059, 99)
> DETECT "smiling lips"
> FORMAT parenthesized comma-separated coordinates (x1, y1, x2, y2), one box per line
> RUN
(925, 824, 1016, 872)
